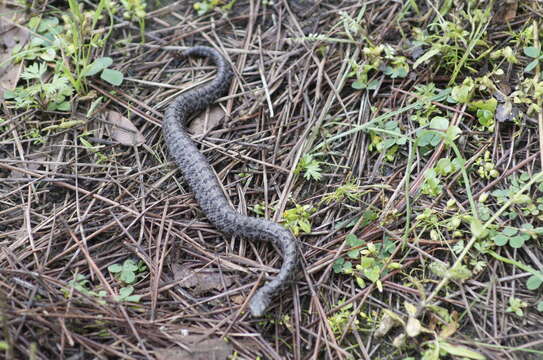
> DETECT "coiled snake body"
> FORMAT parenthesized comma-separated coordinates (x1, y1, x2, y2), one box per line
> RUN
(163, 46, 297, 317)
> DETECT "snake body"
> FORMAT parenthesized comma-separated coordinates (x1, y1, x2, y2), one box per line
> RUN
(163, 46, 297, 317)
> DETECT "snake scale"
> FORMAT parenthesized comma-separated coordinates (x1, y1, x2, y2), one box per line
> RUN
(162, 46, 297, 317)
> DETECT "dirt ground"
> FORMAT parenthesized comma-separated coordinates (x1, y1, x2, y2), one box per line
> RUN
(1, 0, 543, 359)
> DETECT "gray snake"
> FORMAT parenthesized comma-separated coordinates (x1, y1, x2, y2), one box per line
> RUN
(162, 46, 297, 317)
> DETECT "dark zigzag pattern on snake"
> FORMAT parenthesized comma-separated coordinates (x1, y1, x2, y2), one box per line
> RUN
(162, 46, 297, 317)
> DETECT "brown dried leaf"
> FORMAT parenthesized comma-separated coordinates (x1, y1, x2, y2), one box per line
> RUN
(375, 310, 404, 337)
(188, 105, 226, 135)
(172, 263, 233, 295)
(493, 0, 518, 24)
(439, 311, 459, 338)
(106, 110, 145, 146)
(230, 295, 245, 305)
(155, 337, 232, 360)
(8, 155, 46, 179)
(494, 90, 519, 123)
(0, 7, 29, 98)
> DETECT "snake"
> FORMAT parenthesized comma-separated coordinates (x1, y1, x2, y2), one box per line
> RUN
(162, 46, 298, 317)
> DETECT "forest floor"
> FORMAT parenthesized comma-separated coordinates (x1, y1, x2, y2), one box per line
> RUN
(1, 0, 543, 359)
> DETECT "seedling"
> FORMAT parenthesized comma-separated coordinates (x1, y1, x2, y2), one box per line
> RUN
(295, 154, 323, 181)
(523, 46, 543, 73)
(114, 286, 142, 303)
(327, 300, 359, 334)
(108, 259, 147, 284)
(282, 204, 314, 236)
(506, 297, 527, 317)
(193, 0, 221, 15)
(62, 274, 107, 303)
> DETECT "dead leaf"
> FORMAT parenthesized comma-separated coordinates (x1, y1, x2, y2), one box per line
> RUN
(375, 310, 404, 337)
(493, 0, 518, 24)
(439, 319, 459, 339)
(105, 110, 145, 146)
(0, 6, 29, 99)
(493, 90, 519, 123)
(439, 311, 459, 338)
(230, 295, 245, 305)
(172, 263, 233, 295)
(392, 333, 406, 348)
(8, 155, 46, 178)
(155, 337, 232, 360)
(405, 316, 422, 337)
(188, 106, 226, 135)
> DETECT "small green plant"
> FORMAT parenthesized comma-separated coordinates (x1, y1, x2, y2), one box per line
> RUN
(469, 98, 497, 129)
(237, 172, 252, 185)
(421, 168, 442, 197)
(382, 45, 409, 79)
(83, 57, 124, 86)
(4, 62, 73, 111)
(416, 116, 461, 148)
(62, 274, 107, 302)
(26, 128, 46, 145)
(523, 45, 543, 73)
(333, 234, 364, 274)
(412, 7, 491, 77)
(367, 119, 406, 161)
(108, 259, 147, 284)
(506, 297, 527, 317)
(250, 202, 267, 216)
(350, 44, 409, 90)
(328, 300, 359, 334)
(410, 83, 442, 125)
(295, 154, 323, 181)
(282, 204, 314, 236)
(474, 151, 499, 180)
(322, 181, 365, 204)
(527, 271, 543, 290)
(511, 77, 543, 115)
(492, 224, 542, 249)
(79, 132, 108, 163)
(10, 1, 120, 99)
(108, 259, 146, 303)
(435, 157, 462, 176)
(334, 235, 397, 292)
(490, 46, 519, 64)
(350, 45, 382, 90)
(115, 286, 142, 303)
(193, 0, 222, 15)
(120, 0, 147, 38)
(491, 172, 543, 219)
(449, 77, 475, 104)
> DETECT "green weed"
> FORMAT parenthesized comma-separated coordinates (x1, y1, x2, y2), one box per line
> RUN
(108, 259, 147, 284)
(108, 259, 147, 303)
(4, 62, 73, 111)
(282, 204, 314, 236)
(62, 274, 107, 303)
(193, 0, 222, 15)
(295, 154, 323, 181)
(327, 300, 359, 335)
(322, 181, 365, 204)
(8, 0, 121, 104)
(334, 234, 398, 292)
(78, 132, 108, 163)
(120, 0, 147, 39)
(506, 297, 527, 317)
